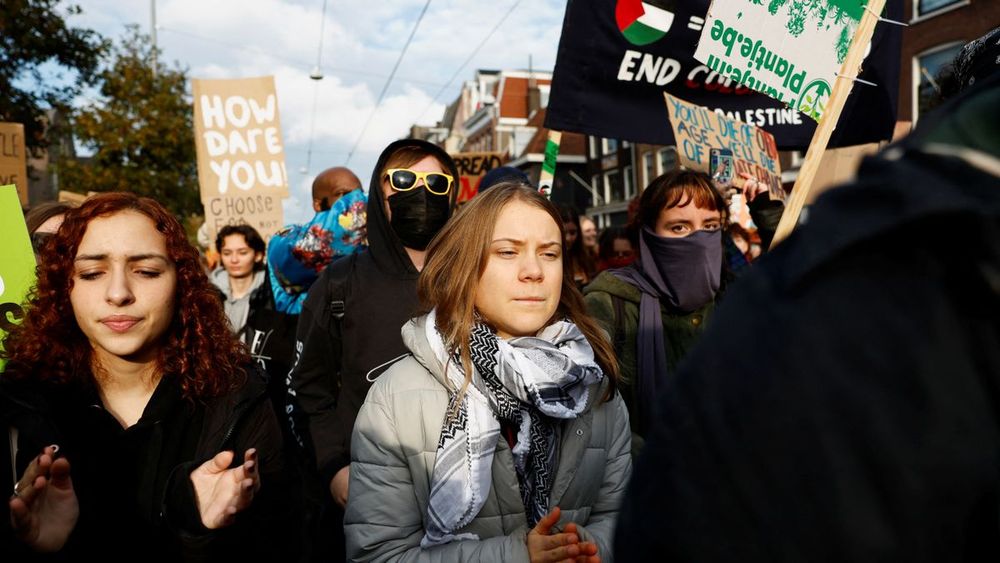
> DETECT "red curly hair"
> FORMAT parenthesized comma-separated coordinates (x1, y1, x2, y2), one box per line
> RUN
(2, 192, 248, 400)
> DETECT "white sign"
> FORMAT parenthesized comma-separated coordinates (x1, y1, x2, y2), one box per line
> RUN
(693, 0, 866, 122)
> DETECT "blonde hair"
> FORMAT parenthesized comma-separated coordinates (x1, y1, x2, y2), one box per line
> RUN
(418, 183, 619, 401)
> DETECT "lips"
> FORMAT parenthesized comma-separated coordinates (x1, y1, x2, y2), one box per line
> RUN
(100, 315, 141, 333)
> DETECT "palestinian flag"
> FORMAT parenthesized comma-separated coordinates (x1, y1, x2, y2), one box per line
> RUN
(616, 0, 675, 46)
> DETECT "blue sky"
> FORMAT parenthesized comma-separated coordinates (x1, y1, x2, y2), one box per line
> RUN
(62, 0, 567, 223)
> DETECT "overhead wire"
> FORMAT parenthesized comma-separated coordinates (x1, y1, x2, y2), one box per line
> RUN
(156, 25, 448, 88)
(413, 0, 523, 125)
(345, 0, 433, 164)
(305, 0, 330, 174)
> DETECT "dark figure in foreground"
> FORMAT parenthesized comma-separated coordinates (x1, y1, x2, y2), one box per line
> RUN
(615, 38, 1000, 562)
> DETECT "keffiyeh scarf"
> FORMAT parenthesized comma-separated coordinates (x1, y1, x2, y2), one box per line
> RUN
(421, 310, 604, 548)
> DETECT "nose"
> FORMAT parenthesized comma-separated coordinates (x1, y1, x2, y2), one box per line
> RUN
(105, 267, 136, 307)
(519, 253, 544, 282)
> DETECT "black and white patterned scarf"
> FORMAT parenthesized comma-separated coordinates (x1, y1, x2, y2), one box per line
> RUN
(421, 310, 604, 547)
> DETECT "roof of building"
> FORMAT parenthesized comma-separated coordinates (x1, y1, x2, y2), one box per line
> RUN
(520, 108, 586, 157)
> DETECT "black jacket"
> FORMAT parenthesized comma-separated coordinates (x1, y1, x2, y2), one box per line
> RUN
(289, 139, 458, 484)
(0, 367, 299, 562)
(615, 78, 1000, 561)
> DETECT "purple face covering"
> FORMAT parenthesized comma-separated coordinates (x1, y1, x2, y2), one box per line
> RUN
(610, 226, 722, 427)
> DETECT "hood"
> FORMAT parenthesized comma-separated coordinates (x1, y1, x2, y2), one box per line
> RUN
(775, 74, 1000, 289)
(583, 269, 643, 304)
(400, 315, 449, 389)
(210, 268, 265, 300)
(365, 139, 459, 276)
(774, 145, 1000, 291)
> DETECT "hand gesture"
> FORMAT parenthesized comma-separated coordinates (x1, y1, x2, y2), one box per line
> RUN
(737, 172, 768, 203)
(190, 448, 260, 529)
(329, 465, 350, 508)
(8, 445, 79, 552)
(527, 506, 600, 563)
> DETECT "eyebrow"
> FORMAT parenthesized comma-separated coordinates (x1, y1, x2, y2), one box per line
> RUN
(491, 238, 562, 248)
(75, 253, 170, 263)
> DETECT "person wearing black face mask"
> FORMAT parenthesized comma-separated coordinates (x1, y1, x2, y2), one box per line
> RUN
(583, 170, 727, 456)
(288, 140, 457, 562)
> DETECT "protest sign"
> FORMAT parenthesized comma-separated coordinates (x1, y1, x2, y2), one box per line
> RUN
(545, 0, 902, 149)
(0, 185, 36, 371)
(451, 152, 507, 203)
(202, 192, 285, 242)
(694, 0, 868, 122)
(0, 123, 29, 205)
(192, 76, 289, 202)
(665, 93, 785, 200)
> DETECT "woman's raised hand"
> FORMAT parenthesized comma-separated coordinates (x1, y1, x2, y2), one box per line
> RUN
(190, 448, 260, 529)
(527, 506, 601, 563)
(9, 445, 79, 552)
(737, 172, 768, 203)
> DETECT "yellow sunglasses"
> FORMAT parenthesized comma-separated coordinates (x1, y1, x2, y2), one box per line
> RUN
(386, 168, 454, 196)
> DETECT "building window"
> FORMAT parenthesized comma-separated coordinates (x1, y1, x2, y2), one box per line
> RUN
(605, 170, 624, 203)
(916, 0, 963, 17)
(601, 138, 619, 155)
(589, 137, 598, 159)
(914, 43, 963, 121)
(623, 165, 635, 200)
(643, 152, 655, 186)
(657, 147, 677, 175)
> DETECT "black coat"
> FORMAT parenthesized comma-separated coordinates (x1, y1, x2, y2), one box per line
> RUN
(615, 106, 1000, 560)
(0, 367, 299, 562)
(289, 139, 458, 484)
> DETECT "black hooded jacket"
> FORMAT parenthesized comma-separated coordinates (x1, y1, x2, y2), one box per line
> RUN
(289, 139, 457, 484)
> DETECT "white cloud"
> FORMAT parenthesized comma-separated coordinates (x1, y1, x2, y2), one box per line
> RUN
(67, 0, 567, 224)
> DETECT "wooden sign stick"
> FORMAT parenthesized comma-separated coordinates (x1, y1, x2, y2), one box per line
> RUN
(538, 130, 562, 198)
(770, 0, 887, 248)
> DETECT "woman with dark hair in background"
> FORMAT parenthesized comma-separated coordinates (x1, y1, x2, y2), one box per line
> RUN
(1, 192, 297, 561)
(584, 170, 727, 454)
(558, 205, 596, 288)
(595, 226, 635, 272)
(346, 183, 630, 562)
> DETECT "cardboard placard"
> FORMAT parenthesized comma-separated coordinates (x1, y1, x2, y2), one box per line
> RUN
(0, 185, 36, 371)
(693, 0, 866, 122)
(192, 76, 289, 202)
(665, 93, 784, 200)
(450, 152, 507, 203)
(0, 123, 29, 205)
(202, 193, 285, 242)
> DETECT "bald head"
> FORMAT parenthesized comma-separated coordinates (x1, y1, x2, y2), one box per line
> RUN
(313, 167, 362, 212)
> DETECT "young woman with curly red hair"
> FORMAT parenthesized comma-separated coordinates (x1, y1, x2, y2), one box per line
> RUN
(1, 193, 298, 561)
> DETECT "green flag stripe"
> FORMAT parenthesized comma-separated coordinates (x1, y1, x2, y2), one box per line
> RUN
(622, 20, 665, 45)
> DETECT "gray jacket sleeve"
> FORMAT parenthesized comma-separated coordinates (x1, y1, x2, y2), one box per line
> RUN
(573, 394, 632, 561)
(345, 384, 532, 563)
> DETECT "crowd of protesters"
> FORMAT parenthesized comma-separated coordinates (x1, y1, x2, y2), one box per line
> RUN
(2, 31, 998, 561)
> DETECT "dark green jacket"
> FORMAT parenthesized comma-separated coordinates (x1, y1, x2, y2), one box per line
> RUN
(583, 270, 713, 454)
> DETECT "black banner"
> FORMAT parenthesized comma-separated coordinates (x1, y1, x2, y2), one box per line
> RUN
(545, 0, 902, 150)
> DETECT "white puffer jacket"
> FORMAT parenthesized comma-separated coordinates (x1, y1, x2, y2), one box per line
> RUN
(345, 315, 632, 562)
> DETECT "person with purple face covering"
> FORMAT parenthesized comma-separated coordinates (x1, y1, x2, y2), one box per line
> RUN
(583, 170, 725, 455)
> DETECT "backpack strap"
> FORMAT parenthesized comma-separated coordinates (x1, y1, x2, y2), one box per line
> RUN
(328, 253, 358, 321)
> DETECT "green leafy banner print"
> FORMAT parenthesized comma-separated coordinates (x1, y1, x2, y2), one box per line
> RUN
(694, 0, 869, 122)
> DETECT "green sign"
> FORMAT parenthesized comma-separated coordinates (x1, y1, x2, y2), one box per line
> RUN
(0, 184, 36, 371)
